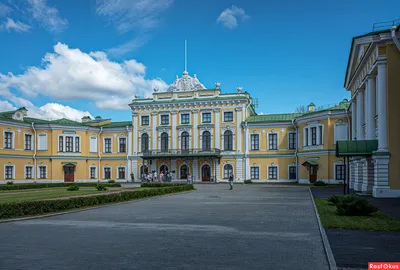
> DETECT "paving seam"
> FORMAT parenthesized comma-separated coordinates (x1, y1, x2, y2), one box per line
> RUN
(0, 190, 195, 224)
(308, 187, 337, 270)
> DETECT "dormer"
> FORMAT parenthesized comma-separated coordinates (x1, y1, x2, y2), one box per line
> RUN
(81, 116, 92, 123)
(11, 107, 27, 121)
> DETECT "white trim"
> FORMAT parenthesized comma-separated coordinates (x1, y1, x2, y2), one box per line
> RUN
(58, 134, 81, 154)
(179, 163, 190, 179)
(103, 166, 112, 180)
(90, 135, 97, 153)
(250, 164, 260, 180)
(37, 164, 48, 179)
(201, 111, 212, 124)
(303, 123, 324, 147)
(103, 136, 113, 153)
(200, 163, 212, 180)
(23, 132, 33, 151)
(222, 128, 234, 151)
(24, 164, 34, 180)
(4, 163, 15, 180)
(89, 165, 97, 180)
(333, 161, 346, 183)
(117, 136, 127, 153)
(180, 112, 191, 125)
(116, 165, 126, 179)
(288, 164, 297, 180)
(159, 113, 170, 125)
(222, 110, 234, 123)
(287, 131, 297, 150)
(140, 114, 150, 126)
(250, 132, 260, 151)
(223, 163, 234, 179)
(37, 132, 48, 151)
(267, 164, 279, 180)
(3, 129, 15, 149)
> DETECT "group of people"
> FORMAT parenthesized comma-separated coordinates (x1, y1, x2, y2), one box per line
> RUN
(141, 171, 172, 183)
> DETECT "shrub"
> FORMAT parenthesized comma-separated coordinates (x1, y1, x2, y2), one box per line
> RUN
(96, 184, 107, 191)
(0, 182, 121, 191)
(0, 184, 195, 219)
(336, 195, 378, 216)
(314, 180, 327, 186)
(141, 183, 187, 188)
(108, 180, 115, 184)
(66, 185, 80, 191)
(328, 195, 340, 205)
(6, 181, 13, 185)
(244, 180, 252, 184)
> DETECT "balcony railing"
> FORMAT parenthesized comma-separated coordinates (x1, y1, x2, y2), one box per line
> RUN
(142, 148, 221, 158)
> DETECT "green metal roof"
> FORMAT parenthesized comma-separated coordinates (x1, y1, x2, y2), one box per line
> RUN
(130, 95, 248, 105)
(302, 160, 318, 166)
(336, 140, 378, 157)
(246, 113, 302, 123)
(101, 121, 132, 128)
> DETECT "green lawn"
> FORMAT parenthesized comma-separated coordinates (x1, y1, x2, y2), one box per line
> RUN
(314, 198, 400, 231)
(0, 187, 136, 203)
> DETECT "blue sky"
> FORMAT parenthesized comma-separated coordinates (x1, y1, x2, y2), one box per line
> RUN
(0, 0, 399, 121)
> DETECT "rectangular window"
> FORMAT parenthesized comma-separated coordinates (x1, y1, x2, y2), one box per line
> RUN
(38, 134, 47, 151)
(289, 166, 296, 180)
(251, 134, 259, 150)
(90, 167, 96, 179)
(26, 166, 33, 179)
(90, 136, 97, 153)
(311, 127, 317, 145)
(104, 167, 111, 179)
(25, 134, 32, 150)
(141, 115, 149, 126)
(289, 132, 296, 150)
(202, 113, 211, 123)
(305, 128, 309, 146)
(75, 137, 80, 152)
(161, 115, 169, 125)
(119, 138, 126, 153)
(118, 167, 125, 179)
(251, 167, 259, 179)
(319, 126, 323, 145)
(4, 131, 12, 149)
(105, 138, 112, 153)
(59, 136, 63, 152)
(66, 136, 73, 152)
(269, 133, 277, 150)
(269, 166, 278, 179)
(5, 165, 13, 179)
(181, 113, 190, 124)
(39, 166, 46, 179)
(224, 111, 234, 122)
(335, 165, 346, 180)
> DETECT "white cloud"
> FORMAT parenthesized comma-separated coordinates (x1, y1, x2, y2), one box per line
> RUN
(96, 0, 173, 55)
(0, 3, 11, 17)
(0, 100, 16, 111)
(2, 18, 31, 32)
(0, 42, 168, 111)
(27, 0, 67, 33)
(217, 5, 249, 29)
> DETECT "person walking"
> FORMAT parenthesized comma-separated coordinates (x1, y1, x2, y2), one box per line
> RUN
(187, 173, 192, 184)
(229, 173, 234, 190)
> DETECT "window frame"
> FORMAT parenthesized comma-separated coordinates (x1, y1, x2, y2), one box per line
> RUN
(24, 134, 32, 150)
(288, 165, 297, 180)
(223, 130, 233, 151)
(181, 131, 190, 150)
(5, 165, 14, 180)
(90, 166, 96, 179)
(250, 134, 259, 151)
(268, 166, 278, 180)
(104, 137, 112, 153)
(268, 133, 278, 150)
(118, 167, 126, 179)
(223, 164, 234, 179)
(250, 166, 260, 180)
(141, 115, 150, 126)
(4, 131, 13, 149)
(223, 111, 234, 122)
(161, 132, 169, 152)
(335, 164, 346, 181)
(141, 133, 149, 152)
(104, 167, 112, 180)
(202, 112, 211, 123)
(25, 165, 33, 179)
(160, 114, 169, 125)
(119, 137, 127, 153)
(288, 132, 297, 150)
(202, 131, 211, 151)
(181, 113, 190, 124)
(39, 165, 47, 179)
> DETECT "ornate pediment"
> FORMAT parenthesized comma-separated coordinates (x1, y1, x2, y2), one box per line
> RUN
(167, 71, 206, 92)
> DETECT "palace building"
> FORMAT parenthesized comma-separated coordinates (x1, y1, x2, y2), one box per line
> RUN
(343, 23, 400, 197)
(0, 70, 350, 185)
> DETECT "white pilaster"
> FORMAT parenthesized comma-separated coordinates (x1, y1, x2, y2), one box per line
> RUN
(171, 160, 177, 180)
(214, 159, 220, 183)
(131, 160, 138, 181)
(316, 126, 321, 145)
(172, 111, 177, 149)
(151, 112, 157, 150)
(366, 75, 376, 140)
(353, 160, 361, 191)
(236, 158, 243, 181)
(377, 62, 388, 151)
(236, 107, 242, 153)
(351, 100, 357, 140)
(349, 161, 356, 189)
(192, 109, 199, 149)
(372, 155, 390, 197)
(308, 128, 312, 146)
(214, 108, 220, 149)
(192, 159, 198, 182)
(361, 158, 374, 193)
(132, 114, 138, 155)
(356, 90, 365, 140)
(128, 128, 133, 156)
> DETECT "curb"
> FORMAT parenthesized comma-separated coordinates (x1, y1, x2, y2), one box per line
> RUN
(0, 189, 195, 224)
(309, 187, 337, 270)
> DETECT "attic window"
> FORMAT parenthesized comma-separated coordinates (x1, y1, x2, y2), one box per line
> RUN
(13, 111, 24, 121)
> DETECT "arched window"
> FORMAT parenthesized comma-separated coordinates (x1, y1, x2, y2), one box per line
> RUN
(161, 132, 169, 152)
(202, 131, 211, 151)
(141, 133, 149, 152)
(224, 130, 233, 151)
(181, 132, 189, 151)
(223, 164, 233, 179)
(180, 164, 189, 179)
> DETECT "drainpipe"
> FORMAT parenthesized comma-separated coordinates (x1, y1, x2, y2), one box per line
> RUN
(126, 126, 130, 182)
(291, 119, 299, 183)
(32, 123, 37, 183)
(345, 107, 351, 141)
(98, 127, 103, 181)
(391, 25, 400, 51)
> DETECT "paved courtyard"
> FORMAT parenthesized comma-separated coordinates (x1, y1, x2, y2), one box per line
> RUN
(0, 185, 329, 270)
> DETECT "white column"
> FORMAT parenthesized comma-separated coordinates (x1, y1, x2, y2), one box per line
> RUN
(351, 100, 357, 140)
(356, 89, 365, 140)
(214, 108, 220, 149)
(192, 159, 198, 182)
(307, 128, 312, 146)
(244, 123, 250, 180)
(192, 109, 199, 149)
(214, 159, 220, 182)
(128, 128, 133, 155)
(316, 126, 321, 145)
(171, 111, 177, 149)
(236, 107, 242, 152)
(236, 158, 243, 181)
(366, 75, 376, 140)
(132, 114, 138, 154)
(361, 158, 374, 193)
(151, 112, 157, 150)
(131, 160, 138, 181)
(377, 62, 388, 151)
